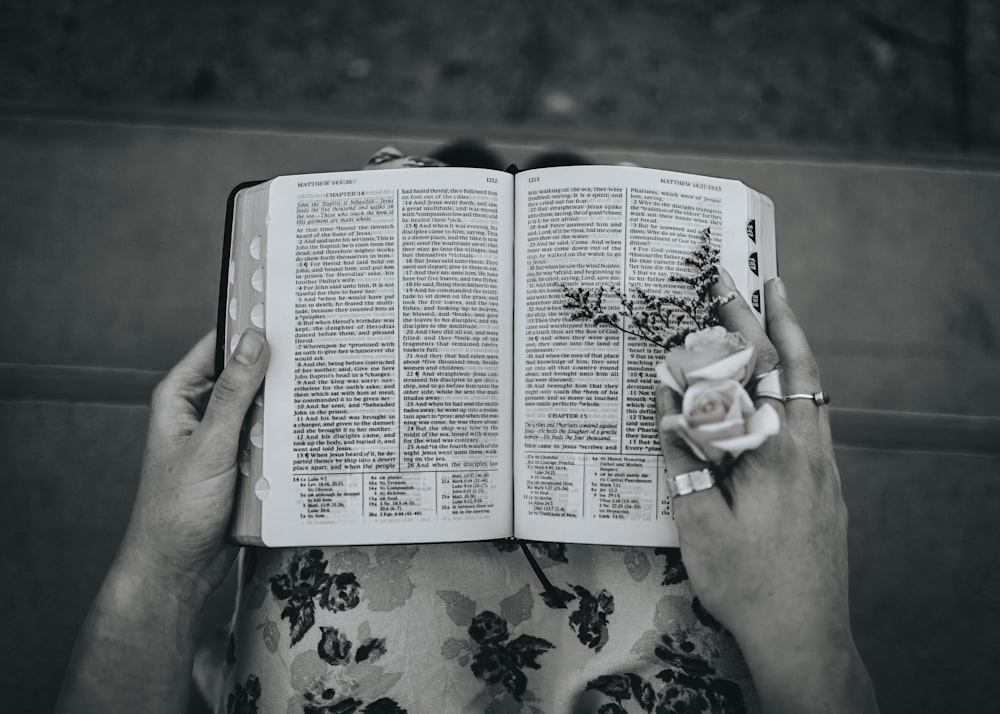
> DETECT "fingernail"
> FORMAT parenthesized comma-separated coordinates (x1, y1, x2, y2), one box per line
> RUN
(717, 267, 736, 290)
(234, 329, 264, 365)
(772, 277, 788, 301)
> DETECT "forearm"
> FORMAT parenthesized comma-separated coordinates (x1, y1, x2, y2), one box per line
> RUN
(741, 634, 879, 714)
(55, 550, 206, 714)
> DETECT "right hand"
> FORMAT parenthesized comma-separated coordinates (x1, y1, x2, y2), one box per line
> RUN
(656, 274, 878, 712)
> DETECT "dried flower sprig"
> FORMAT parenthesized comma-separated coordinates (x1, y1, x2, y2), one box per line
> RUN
(561, 227, 733, 352)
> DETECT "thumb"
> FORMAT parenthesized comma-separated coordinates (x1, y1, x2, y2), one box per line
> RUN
(198, 329, 269, 458)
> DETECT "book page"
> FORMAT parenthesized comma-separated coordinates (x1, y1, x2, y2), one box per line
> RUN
(513, 165, 759, 546)
(261, 168, 514, 546)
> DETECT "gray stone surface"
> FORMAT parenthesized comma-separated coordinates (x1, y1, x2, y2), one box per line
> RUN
(838, 447, 1000, 713)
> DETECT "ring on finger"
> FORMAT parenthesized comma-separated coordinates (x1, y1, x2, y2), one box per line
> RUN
(666, 468, 716, 498)
(784, 391, 831, 406)
(751, 368, 783, 400)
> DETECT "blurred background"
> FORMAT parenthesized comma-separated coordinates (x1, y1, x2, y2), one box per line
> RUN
(2, 1, 999, 712)
(4, 0, 1000, 155)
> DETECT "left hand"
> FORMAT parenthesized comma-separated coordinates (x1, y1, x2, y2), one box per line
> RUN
(118, 329, 268, 608)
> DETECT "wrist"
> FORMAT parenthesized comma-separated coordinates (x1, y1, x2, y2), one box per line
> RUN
(55, 546, 203, 713)
(112, 540, 212, 617)
(740, 632, 878, 714)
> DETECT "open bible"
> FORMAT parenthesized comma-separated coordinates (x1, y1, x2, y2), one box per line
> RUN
(218, 165, 775, 547)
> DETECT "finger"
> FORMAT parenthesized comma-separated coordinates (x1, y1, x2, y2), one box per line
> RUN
(764, 279, 830, 443)
(656, 383, 729, 526)
(714, 269, 786, 417)
(149, 331, 218, 435)
(196, 329, 269, 459)
(171, 330, 219, 383)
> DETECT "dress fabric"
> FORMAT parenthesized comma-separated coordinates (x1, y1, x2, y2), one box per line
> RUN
(217, 543, 759, 714)
(216, 148, 760, 713)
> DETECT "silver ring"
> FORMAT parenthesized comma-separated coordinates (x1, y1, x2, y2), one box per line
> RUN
(752, 368, 783, 400)
(666, 468, 716, 498)
(784, 391, 830, 406)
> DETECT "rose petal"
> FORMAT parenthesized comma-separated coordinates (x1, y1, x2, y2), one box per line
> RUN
(659, 415, 709, 461)
(684, 325, 729, 348)
(707, 432, 767, 458)
(672, 421, 711, 462)
(747, 402, 781, 436)
(683, 434, 725, 462)
(709, 404, 781, 457)
(658, 414, 686, 431)
(656, 361, 685, 393)
(724, 391, 746, 422)
(691, 418, 745, 434)
(682, 380, 751, 424)
(685, 347, 756, 385)
(680, 419, 746, 464)
(681, 379, 741, 409)
(734, 385, 756, 420)
(669, 361, 690, 390)
(688, 392, 731, 427)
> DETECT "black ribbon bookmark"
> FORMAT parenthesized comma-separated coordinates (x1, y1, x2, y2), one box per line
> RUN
(519, 540, 571, 609)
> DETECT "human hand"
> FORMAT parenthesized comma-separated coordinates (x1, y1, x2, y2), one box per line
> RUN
(656, 272, 877, 712)
(56, 329, 267, 713)
(118, 329, 268, 610)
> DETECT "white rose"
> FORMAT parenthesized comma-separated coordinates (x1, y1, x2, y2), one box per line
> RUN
(659, 379, 780, 464)
(655, 326, 756, 395)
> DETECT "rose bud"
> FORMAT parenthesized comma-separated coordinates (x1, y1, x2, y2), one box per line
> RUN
(659, 379, 780, 464)
(655, 326, 756, 395)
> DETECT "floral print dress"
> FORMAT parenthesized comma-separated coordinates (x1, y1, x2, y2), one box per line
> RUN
(216, 149, 760, 713)
(217, 542, 758, 714)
